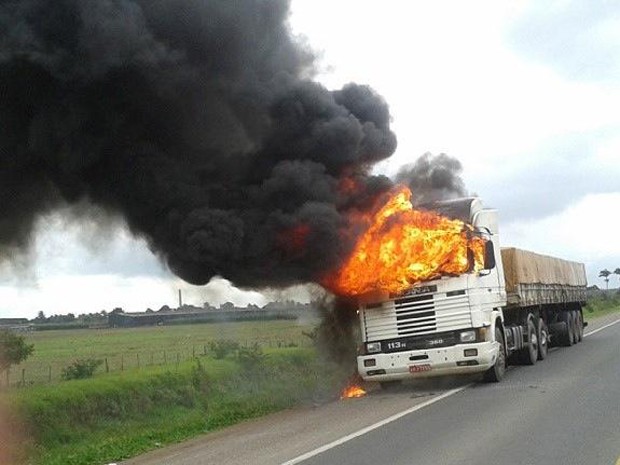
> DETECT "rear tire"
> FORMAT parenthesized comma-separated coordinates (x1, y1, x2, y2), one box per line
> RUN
(484, 327, 506, 383)
(570, 311, 579, 345)
(537, 318, 549, 361)
(559, 311, 574, 347)
(576, 311, 584, 342)
(519, 319, 539, 365)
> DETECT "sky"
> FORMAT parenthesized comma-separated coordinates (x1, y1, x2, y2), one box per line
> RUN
(1, 0, 619, 318)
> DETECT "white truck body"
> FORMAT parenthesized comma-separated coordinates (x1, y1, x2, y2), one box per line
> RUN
(356, 198, 587, 384)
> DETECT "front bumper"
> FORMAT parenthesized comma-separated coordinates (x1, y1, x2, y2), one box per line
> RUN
(358, 341, 499, 382)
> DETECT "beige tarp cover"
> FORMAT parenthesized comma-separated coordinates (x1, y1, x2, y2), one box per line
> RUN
(501, 247, 587, 294)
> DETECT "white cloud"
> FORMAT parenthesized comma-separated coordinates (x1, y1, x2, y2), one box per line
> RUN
(502, 193, 620, 285)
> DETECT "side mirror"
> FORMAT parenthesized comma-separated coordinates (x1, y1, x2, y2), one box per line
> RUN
(484, 241, 496, 270)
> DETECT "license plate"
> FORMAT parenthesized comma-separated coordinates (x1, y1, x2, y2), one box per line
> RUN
(409, 364, 432, 373)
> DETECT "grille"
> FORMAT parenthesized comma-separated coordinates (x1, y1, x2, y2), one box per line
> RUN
(394, 294, 436, 336)
(363, 290, 472, 341)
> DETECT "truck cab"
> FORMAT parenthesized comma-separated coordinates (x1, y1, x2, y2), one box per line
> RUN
(356, 198, 507, 384)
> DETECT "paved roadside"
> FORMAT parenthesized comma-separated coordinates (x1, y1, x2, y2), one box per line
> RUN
(122, 376, 473, 465)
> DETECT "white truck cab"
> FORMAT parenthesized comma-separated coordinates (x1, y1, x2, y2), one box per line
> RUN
(356, 197, 586, 386)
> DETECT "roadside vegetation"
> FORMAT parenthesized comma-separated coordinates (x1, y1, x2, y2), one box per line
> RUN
(3, 345, 347, 465)
(583, 292, 620, 322)
(0, 320, 348, 465)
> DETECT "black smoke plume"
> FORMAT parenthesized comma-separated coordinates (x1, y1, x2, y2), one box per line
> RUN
(0, 0, 397, 287)
(395, 152, 467, 205)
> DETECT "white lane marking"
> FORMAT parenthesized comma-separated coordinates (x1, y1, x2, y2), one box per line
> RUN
(282, 315, 620, 465)
(583, 317, 620, 338)
(280, 384, 471, 465)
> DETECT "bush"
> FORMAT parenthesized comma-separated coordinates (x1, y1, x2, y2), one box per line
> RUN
(235, 343, 267, 371)
(61, 359, 103, 380)
(208, 340, 240, 359)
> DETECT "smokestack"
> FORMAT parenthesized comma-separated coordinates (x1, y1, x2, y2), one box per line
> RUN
(0, 0, 397, 290)
(178, 289, 183, 309)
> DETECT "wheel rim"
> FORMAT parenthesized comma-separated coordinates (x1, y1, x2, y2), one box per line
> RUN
(528, 321, 539, 361)
(540, 328, 548, 350)
(538, 320, 548, 360)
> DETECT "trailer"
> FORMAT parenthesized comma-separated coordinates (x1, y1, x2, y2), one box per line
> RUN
(356, 197, 587, 385)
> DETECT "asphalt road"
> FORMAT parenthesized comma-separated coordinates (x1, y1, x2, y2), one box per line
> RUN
(122, 315, 620, 465)
(293, 317, 620, 465)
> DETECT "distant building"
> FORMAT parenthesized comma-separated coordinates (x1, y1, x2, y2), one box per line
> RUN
(0, 318, 32, 332)
(108, 303, 317, 328)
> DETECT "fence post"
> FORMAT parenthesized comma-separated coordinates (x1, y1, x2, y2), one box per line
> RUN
(164, 350, 167, 364)
(137, 353, 140, 368)
(21, 368, 25, 387)
(105, 358, 109, 373)
(150, 353, 154, 366)
(203, 344, 207, 356)
(121, 354, 124, 371)
(192, 346, 195, 358)
(5, 368, 9, 387)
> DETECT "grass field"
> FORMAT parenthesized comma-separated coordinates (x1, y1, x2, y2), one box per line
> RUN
(0, 318, 345, 465)
(4, 347, 347, 465)
(6, 319, 317, 386)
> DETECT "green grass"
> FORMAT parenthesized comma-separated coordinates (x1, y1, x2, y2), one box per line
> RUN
(8, 320, 315, 385)
(4, 348, 346, 465)
(583, 294, 620, 322)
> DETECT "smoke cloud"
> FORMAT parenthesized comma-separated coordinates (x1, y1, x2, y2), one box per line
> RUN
(0, 0, 397, 288)
(395, 152, 467, 205)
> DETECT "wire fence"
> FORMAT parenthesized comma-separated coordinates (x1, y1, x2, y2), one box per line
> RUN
(2, 336, 313, 389)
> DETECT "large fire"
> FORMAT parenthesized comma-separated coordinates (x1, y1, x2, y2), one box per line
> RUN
(324, 186, 486, 297)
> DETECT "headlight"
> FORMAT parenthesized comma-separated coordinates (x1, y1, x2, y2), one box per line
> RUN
(366, 342, 381, 353)
(459, 330, 477, 343)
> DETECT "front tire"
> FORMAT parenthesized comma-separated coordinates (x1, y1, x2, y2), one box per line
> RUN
(484, 327, 506, 383)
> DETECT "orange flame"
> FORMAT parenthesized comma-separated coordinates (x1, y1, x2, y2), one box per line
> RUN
(324, 186, 486, 297)
(340, 384, 367, 399)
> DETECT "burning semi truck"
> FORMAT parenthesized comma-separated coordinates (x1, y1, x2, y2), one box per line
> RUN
(325, 187, 587, 385)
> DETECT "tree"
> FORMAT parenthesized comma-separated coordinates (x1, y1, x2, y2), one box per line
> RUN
(0, 330, 34, 373)
(599, 269, 611, 290)
(35, 311, 46, 322)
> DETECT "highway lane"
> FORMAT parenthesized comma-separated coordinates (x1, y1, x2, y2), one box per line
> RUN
(292, 318, 620, 465)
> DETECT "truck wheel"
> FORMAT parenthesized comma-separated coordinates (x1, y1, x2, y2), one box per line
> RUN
(484, 327, 506, 383)
(576, 311, 584, 342)
(571, 310, 582, 343)
(519, 319, 539, 365)
(559, 311, 574, 347)
(537, 318, 548, 361)
(570, 311, 579, 345)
